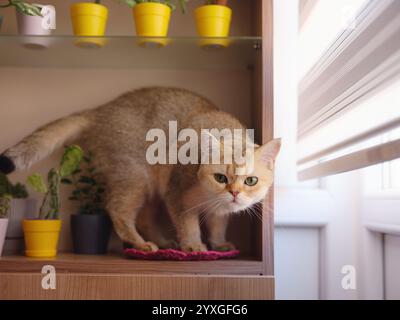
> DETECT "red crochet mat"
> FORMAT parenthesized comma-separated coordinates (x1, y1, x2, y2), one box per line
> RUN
(124, 248, 240, 261)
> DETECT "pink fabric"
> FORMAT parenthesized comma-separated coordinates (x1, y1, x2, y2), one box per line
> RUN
(124, 248, 240, 261)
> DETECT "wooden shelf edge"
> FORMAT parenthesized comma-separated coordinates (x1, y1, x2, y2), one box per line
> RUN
(0, 273, 275, 300)
(0, 253, 265, 276)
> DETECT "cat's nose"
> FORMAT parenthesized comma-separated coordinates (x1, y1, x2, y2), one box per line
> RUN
(230, 191, 239, 198)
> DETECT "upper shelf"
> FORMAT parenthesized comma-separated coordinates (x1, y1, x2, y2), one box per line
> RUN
(0, 35, 261, 70)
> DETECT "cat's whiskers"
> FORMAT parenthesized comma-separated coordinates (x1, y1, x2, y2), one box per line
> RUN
(198, 194, 226, 216)
(240, 196, 264, 221)
(181, 196, 222, 215)
(199, 198, 227, 226)
(197, 193, 230, 225)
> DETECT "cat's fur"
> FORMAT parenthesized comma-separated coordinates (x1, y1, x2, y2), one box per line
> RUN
(0, 87, 280, 252)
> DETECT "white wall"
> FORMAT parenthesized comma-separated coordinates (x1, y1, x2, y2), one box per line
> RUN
(384, 235, 400, 300)
(275, 228, 320, 300)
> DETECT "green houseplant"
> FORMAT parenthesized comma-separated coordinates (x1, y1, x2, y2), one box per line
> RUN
(119, 0, 188, 46)
(0, 0, 42, 16)
(1, 0, 53, 48)
(62, 150, 111, 254)
(23, 145, 83, 258)
(0, 173, 28, 256)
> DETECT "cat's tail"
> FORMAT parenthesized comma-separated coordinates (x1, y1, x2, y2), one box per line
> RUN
(0, 112, 91, 174)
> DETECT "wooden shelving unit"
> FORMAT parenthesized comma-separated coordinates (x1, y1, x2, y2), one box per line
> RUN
(0, 0, 274, 300)
(0, 253, 263, 275)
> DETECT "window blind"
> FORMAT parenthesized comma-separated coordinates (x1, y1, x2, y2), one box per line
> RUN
(298, 0, 400, 180)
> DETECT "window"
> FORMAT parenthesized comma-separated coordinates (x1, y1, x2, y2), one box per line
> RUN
(297, 0, 400, 181)
(299, 0, 368, 80)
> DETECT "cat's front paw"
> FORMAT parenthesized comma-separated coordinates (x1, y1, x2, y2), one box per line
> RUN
(136, 241, 159, 252)
(181, 242, 208, 253)
(211, 242, 236, 252)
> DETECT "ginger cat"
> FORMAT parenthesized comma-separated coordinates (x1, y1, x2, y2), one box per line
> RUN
(0, 87, 280, 252)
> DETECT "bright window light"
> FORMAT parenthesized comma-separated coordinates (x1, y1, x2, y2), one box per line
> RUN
(299, 0, 368, 80)
(362, 127, 400, 194)
(298, 78, 400, 160)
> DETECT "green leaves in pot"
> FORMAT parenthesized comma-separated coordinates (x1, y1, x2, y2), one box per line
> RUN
(27, 145, 83, 220)
(62, 150, 106, 215)
(60, 145, 85, 177)
(0, 1, 43, 17)
(0, 173, 28, 218)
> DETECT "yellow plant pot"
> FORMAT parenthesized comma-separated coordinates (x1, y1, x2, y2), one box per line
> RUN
(133, 3, 171, 47)
(70, 3, 108, 48)
(23, 219, 61, 258)
(195, 5, 232, 48)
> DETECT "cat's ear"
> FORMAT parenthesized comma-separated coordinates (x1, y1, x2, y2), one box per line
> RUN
(256, 138, 281, 168)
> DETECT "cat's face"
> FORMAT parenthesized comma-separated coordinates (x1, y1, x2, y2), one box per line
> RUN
(197, 139, 281, 214)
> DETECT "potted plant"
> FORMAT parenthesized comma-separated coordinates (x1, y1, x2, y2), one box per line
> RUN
(4, 197, 36, 254)
(24, 145, 83, 258)
(70, 0, 108, 48)
(119, 0, 188, 47)
(0, 173, 29, 256)
(0, 173, 34, 255)
(0, 196, 11, 256)
(194, 0, 232, 48)
(0, 0, 53, 48)
(61, 150, 111, 254)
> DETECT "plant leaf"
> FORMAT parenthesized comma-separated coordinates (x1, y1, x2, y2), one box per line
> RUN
(78, 176, 96, 185)
(12, 183, 28, 198)
(61, 178, 73, 184)
(119, 0, 137, 8)
(27, 174, 47, 193)
(60, 145, 83, 177)
(0, 173, 12, 196)
(14, 2, 43, 17)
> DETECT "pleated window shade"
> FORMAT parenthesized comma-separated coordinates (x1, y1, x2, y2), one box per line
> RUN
(298, 0, 400, 181)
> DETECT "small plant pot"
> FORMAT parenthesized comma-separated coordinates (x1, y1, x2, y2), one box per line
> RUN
(16, 7, 51, 49)
(70, 3, 108, 48)
(71, 214, 111, 254)
(133, 2, 171, 48)
(195, 4, 232, 49)
(4, 199, 36, 254)
(22, 219, 61, 258)
(0, 218, 9, 256)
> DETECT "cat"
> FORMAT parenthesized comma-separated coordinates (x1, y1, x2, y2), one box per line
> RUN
(0, 87, 280, 252)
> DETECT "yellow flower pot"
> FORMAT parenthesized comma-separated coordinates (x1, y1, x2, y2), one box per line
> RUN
(133, 3, 171, 47)
(70, 3, 108, 48)
(195, 5, 232, 48)
(23, 219, 61, 258)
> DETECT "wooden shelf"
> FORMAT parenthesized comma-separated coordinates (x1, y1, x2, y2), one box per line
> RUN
(0, 253, 264, 275)
(0, 0, 275, 300)
(1, 272, 274, 300)
(0, 35, 261, 70)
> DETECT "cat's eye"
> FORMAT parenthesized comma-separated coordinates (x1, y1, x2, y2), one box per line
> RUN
(245, 176, 258, 186)
(214, 173, 228, 184)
